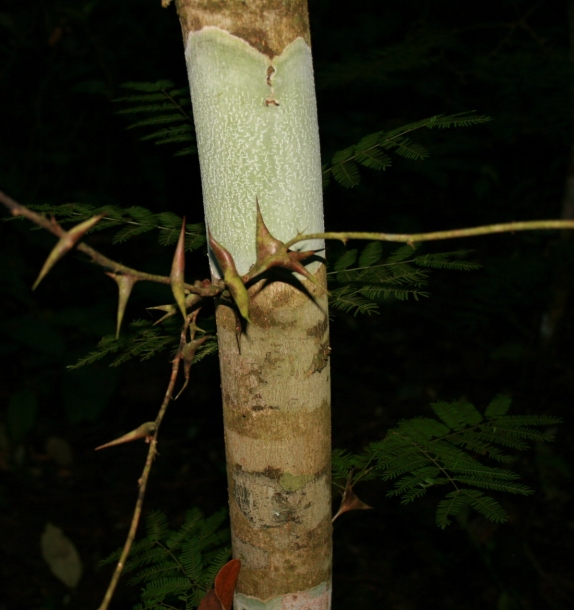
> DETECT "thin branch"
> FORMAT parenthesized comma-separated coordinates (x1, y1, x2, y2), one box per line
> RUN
(0, 190, 219, 297)
(97, 320, 189, 610)
(0, 191, 212, 610)
(284, 220, 574, 250)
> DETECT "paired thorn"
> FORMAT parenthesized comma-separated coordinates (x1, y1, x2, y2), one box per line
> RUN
(246, 199, 328, 295)
(175, 334, 211, 400)
(208, 199, 328, 324)
(174, 309, 211, 400)
(147, 292, 202, 326)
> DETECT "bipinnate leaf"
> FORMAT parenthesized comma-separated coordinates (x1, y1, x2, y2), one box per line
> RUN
(331, 396, 561, 527)
(209, 230, 251, 323)
(95, 421, 156, 450)
(106, 273, 138, 338)
(170, 219, 188, 320)
(484, 394, 512, 418)
(32, 214, 103, 290)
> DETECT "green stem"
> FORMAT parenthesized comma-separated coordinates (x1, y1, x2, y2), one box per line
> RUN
(284, 220, 574, 249)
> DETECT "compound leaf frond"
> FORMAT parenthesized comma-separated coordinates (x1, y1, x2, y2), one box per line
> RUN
(323, 111, 491, 188)
(333, 397, 559, 528)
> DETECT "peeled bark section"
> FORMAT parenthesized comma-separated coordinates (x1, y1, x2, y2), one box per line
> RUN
(176, 0, 311, 57)
(217, 272, 331, 607)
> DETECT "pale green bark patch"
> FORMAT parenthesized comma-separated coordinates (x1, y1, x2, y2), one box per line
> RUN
(185, 27, 324, 276)
(235, 581, 331, 610)
(279, 471, 314, 491)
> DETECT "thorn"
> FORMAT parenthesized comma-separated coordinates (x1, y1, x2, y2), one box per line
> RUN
(170, 218, 188, 320)
(106, 273, 138, 338)
(95, 422, 157, 451)
(147, 293, 202, 326)
(174, 335, 211, 400)
(246, 199, 329, 295)
(209, 229, 251, 323)
(32, 214, 104, 290)
(332, 473, 373, 523)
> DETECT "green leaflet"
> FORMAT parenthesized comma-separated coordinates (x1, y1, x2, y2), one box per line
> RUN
(25, 202, 205, 250)
(101, 508, 230, 610)
(332, 395, 561, 528)
(114, 80, 196, 156)
(323, 111, 492, 188)
(327, 242, 478, 315)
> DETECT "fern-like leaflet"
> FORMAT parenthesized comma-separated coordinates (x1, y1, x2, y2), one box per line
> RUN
(328, 242, 480, 315)
(100, 508, 230, 610)
(24, 202, 205, 250)
(323, 111, 492, 188)
(114, 80, 196, 157)
(332, 395, 561, 528)
(68, 319, 217, 369)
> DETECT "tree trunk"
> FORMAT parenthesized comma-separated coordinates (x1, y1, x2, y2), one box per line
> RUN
(174, 2, 332, 608)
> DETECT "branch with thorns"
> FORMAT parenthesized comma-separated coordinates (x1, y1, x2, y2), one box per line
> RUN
(4, 188, 574, 610)
(95, 310, 210, 610)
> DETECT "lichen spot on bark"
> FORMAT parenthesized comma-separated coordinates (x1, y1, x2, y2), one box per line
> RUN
(279, 472, 314, 492)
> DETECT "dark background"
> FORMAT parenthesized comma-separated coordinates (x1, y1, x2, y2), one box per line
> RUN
(1, 0, 573, 608)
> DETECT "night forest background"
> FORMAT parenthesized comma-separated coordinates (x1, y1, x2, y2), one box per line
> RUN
(1, 0, 574, 608)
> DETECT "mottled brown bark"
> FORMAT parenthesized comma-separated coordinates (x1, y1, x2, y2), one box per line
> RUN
(216, 271, 331, 600)
(175, 0, 310, 57)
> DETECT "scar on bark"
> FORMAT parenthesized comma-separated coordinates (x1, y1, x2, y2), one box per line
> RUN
(265, 65, 280, 106)
(266, 65, 275, 86)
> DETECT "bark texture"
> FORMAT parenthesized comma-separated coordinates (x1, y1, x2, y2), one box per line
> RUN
(175, 1, 332, 607)
(182, 26, 323, 277)
(217, 273, 331, 607)
(176, 0, 310, 57)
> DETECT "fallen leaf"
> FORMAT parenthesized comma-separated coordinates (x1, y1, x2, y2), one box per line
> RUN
(40, 523, 82, 588)
(198, 589, 222, 610)
(198, 559, 241, 610)
(215, 559, 241, 610)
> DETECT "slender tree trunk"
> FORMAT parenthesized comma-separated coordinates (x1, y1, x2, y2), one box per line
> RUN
(174, 2, 332, 608)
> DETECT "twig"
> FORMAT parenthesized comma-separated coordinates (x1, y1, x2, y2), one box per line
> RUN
(284, 220, 574, 249)
(0, 190, 213, 610)
(0, 190, 218, 297)
(96, 321, 189, 610)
